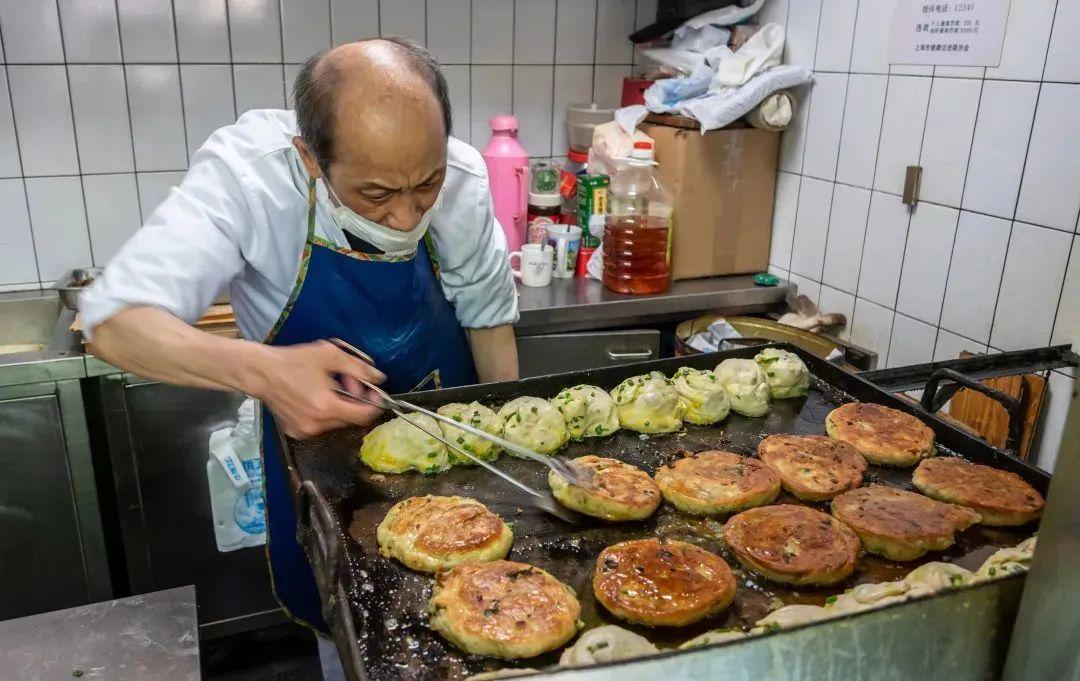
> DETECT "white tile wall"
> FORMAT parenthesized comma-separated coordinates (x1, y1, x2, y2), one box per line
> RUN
(0, 178, 37, 285)
(789, 176, 832, 279)
(0, 0, 640, 296)
(821, 183, 869, 293)
(772, 0, 1077, 471)
(873, 75, 931, 194)
(962, 80, 1038, 219)
(801, 72, 847, 181)
(25, 176, 90, 281)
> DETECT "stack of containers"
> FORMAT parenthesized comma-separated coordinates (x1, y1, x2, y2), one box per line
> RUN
(562, 103, 614, 276)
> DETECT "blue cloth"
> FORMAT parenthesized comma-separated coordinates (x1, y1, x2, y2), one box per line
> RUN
(261, 226, 477, 631)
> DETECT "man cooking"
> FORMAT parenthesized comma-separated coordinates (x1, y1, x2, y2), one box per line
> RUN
(80, 38, 519, 641)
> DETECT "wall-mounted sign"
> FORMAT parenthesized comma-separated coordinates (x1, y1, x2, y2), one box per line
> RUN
(889, 0, 1012, 66)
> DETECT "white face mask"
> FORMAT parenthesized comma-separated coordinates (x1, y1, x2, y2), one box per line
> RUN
(323, 178, 441, 255)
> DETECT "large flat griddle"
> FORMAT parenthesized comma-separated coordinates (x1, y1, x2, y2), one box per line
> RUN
(278, 344, 1049, 681)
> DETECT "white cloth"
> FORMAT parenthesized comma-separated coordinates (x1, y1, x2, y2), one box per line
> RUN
(681, 65, 812, 132)
(80, 109, 518, 341)
(709, 23, 785, 90)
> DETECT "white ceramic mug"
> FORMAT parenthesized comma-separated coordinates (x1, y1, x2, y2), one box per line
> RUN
(547, 224, 582, 278)
(509, 243, 554, 287)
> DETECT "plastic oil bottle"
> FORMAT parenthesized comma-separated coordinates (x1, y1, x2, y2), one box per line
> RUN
(602, 140, 672, 295)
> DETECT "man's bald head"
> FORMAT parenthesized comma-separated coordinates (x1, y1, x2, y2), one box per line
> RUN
(293, 38, 451, 171)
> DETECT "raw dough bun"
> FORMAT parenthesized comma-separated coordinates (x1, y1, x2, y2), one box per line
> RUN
(754, 604, 832, 631)
(755, 348, 809, 399)
(551, 385, 620, 439)
(609, 371, 685, 434)
(714, 359, 771, 417)
(497, 397, 569, 455)
(902, 562, 973, 597)
(559, 625, 658, 666)
(975, 536, 1036, 581)
(679, 628, 751, 649)
(672, 367, 731, 425)
(360, 413, 450, 474)
(438, 401, 503, 465)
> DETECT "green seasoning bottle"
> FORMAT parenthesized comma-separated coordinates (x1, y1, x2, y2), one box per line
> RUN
(576, 174, 610, 248)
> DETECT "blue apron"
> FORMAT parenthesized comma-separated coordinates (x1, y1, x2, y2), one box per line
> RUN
(260, 180, 477, 632)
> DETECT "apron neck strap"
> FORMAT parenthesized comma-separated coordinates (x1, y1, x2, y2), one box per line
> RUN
(305, 178, 318, 242)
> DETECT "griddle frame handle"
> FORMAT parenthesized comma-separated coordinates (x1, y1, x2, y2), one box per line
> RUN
(920, 367, 1023, 455)
(298, 480, 342, 606)
(297, 481, 369, 681)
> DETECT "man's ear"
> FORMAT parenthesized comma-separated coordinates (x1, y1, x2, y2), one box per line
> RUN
(292, 137, 322, 180)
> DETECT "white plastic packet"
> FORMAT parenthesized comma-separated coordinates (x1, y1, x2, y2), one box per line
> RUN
(206, 398, 266, 552)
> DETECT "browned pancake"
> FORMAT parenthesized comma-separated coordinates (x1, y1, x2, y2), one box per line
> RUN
(548, 455, 661, 521)
(374, 496, 512, 573)
(757, 434, 867, 501)
(429, 561, 581, 659)
(593, 538, 736, 627)
(912, 457, 1044, 526)
(831, 485, 981, 561)
(825, 402, 935, 466)
(654, 450, 781, 515)
(724, 504, 861, 585)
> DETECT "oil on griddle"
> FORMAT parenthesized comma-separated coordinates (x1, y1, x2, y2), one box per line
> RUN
(291, 368, 1039, 681)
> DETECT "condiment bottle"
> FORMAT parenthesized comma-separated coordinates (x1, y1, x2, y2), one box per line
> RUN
(602, 140, 672, 295)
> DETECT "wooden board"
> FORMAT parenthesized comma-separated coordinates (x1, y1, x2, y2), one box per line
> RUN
(944, 352, 1047, 460)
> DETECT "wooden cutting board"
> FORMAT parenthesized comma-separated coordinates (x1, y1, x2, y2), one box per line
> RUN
(943, 352, 1047, 460)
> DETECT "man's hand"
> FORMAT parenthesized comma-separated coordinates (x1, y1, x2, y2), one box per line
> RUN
(249, 340, 387, 439)
(90, 308, 388, 440)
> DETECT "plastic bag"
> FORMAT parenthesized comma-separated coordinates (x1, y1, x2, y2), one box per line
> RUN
(206, 398, 266, 552)
(671, 24, 731, 52)
(643, 65, 715, 110)
(638, 47, 707, 75)
(678, 0, 766, 30)
(680, 65, 812, 131)
(709, 23, 785, 89)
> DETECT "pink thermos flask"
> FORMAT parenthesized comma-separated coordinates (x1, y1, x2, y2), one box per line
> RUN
(482, 115, 529, 253)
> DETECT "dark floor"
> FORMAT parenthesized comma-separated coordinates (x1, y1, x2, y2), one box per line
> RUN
(202, 623, 324, 681)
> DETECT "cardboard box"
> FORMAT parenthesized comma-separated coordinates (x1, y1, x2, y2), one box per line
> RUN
(641, 122, 778, 281)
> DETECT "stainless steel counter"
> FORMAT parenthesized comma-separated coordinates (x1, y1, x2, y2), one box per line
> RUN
(0, 585, 200, 681)
(516, 274, 789, 333)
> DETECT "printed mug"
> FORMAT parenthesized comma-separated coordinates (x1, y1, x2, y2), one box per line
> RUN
(547, 224, 582, 279)
(509, 243, 554, 287)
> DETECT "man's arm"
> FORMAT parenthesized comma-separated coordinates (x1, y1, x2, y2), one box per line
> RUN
(467, 324, 518, 383)
(91, 307, 385, 439)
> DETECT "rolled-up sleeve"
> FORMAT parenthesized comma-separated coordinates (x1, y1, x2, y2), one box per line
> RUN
(430, 165, 519, 329)
(80, 157, 250, 340)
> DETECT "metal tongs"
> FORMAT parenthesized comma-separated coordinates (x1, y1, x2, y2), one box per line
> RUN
(328, 339, 590, 523)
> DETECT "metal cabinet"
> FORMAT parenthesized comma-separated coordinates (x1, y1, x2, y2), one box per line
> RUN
(516, 329, 662, 378)
(0, 381, 110, 619)
(94, 374, 281, 637)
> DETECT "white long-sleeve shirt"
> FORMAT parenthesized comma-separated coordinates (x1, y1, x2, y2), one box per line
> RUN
(81, 109, 518, 342)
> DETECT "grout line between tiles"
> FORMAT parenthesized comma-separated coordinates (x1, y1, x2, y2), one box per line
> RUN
(887, 71, 936, 354)
(225, 0, 239, 118)
(931, 76, 986, 358)
(0, 31, 42, 284)
(814, 73, 851, 286)
(169, 1, 190, 167)
(984, 78, 1045, 350)
(55, 0, 97, 269)
(113, 0, 144, 223)
(847, 68, 895, 352)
